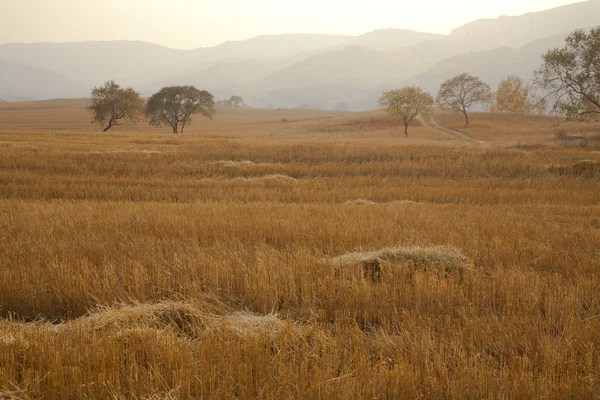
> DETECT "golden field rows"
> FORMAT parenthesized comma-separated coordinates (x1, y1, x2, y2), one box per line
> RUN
(0, 100, 599, 399)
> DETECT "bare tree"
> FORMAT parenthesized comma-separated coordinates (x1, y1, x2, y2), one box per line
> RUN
(146, 86, 215, 134)
(535, 28, 600, 121)
(379, 87, 434, 136)
(437, 73, 492, 125)
(87, 81, 144, 132)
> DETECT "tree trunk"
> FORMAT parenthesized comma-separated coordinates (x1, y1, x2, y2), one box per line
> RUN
(404, 121, 409, 136)
(103, 120, 114, 132)
(172, 123, 178, 134)
(463, 108, 469, 125)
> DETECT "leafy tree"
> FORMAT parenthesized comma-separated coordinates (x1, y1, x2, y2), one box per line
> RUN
(226, 95, 245, 108)
(535, 28, 600, 121)
(87, 80, 144, 132)
(492, 75, 540, 113)
(437, 73, 492, 125)
(379, 87, 434, 136)
(146, 86, 215, 134)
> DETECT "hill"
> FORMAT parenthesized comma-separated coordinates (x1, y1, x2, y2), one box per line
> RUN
(350, 29, 445, 51)
(408, 33, 569, 94)
(0, 41, 188, 88)
(0, 35, 353, 89)
(0, 58, 86, 100)
(257, 46, 404, 109)
(449, 0, 600, 50)
(0, 1, 598, 108)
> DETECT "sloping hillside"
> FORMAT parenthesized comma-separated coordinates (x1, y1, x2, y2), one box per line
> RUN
(0, 34, 353, 89)
(264, 46, 401, 87)
(351, 29, 445, 51)
(0, 58, 86, 100)
(0, 41, 188, 87)
(407, 33, 568, 94)
(449, 0, 600, 50)
(0, 0, 598, 108)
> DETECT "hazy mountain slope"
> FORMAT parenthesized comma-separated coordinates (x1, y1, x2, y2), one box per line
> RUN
(388, 40, 473, 78)
(0, 34, 354, 90)
(1, 1, 598, 106)
(264, 46, 402, 87)
(0, 58, 86, 100)
(0, 41, 190, 87)
(449, 0, 600, 50)
(351, 29, 446, 51)
(142, 44, 351, 96)
(250, 46, 405, 110)
(407, 34, 568, 95)
(189, 34, 353, 61)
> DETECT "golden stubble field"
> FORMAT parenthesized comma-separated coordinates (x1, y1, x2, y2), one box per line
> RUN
(0, 99, 599, 399)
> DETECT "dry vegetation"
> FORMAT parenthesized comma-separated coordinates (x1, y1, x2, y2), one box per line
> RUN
(0, 100, 599, 399)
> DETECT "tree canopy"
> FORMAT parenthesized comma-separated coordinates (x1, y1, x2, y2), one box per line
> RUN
(379, 87, 434, 136)
(492, 75, 542, 114)
(146, 86, 215, 134)
(535, 27, 600, 121)
(227, 96, 245, 108)
(437, 73, 492, 125)
(87, 80, 145, 132)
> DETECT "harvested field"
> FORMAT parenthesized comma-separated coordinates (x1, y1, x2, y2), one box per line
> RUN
(0, 100, 599, 399)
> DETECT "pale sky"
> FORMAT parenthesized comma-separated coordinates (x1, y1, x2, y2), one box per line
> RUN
(0, 0, 583, 49)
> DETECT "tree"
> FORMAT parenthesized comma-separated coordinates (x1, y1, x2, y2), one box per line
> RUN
(226, 95, 245, 108)
(87, 80, 144, 132)
(437, 73, 492, 125)
(492, 75, 539, 113)
(535, 28, 600, 121)
(146, 86, 215, 134)
(379, 87, 434, 136)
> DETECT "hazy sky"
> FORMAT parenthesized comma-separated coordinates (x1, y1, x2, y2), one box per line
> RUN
(0, 0, 582, 49)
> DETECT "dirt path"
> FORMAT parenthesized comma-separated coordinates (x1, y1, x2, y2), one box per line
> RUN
(420, 116, 487, 145)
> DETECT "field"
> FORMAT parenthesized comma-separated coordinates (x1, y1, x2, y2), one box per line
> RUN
(0, 99, 599, 399)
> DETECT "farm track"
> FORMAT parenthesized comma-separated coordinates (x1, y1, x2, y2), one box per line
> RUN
(420, 116, 486, 145)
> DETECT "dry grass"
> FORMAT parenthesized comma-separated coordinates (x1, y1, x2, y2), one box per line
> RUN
(333, 246, 472, 272)
(0, 101, 599, 398)
(547, 159, 600, 178)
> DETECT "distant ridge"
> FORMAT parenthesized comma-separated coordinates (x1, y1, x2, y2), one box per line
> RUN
(0, 0, 597, 109)
(0, 57, 86, 100)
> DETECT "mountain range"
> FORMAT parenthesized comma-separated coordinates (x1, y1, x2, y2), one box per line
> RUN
(1, 0, 599, 110)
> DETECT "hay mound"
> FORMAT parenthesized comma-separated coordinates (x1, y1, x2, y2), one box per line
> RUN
(215, 312, 287, 337)
(333, 246, 472, 273)
(70, 301, 293, 339)
(547, 160, 600, 178)
(344, 199, 378, 205)
(79, 301, 205, 337)
(212, 160, 257, 167)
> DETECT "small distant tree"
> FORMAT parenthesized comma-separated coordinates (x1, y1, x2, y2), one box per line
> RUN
(492, 75, 541, 114)
(226, 95, 245, 108)
(379, 87, 434, 136)
(437, 73, 492, 125)
(87, 80, 144, 132)
(535, 28, 600, 121)
(146, 86, 215, 134)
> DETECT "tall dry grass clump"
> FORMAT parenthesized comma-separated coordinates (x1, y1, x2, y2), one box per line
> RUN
(333, 246, 471, 271)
